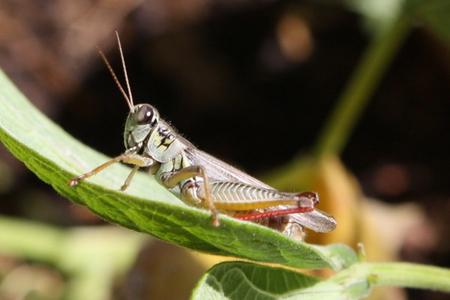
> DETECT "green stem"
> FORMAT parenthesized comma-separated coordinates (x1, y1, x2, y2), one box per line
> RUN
(314, 15, 412, 158)
(331, 262, 450, 297)
(367, 262, 450, 292)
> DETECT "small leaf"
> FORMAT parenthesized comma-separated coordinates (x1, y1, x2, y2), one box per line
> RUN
(193, 261, 364, 300)
(0, 69, 356, 270)
(193, 260, 450, 299)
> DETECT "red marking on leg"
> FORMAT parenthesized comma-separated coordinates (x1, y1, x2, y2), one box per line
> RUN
(234, 207, 314, 221)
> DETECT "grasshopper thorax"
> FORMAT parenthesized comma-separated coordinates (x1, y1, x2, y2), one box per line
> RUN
(124, 103, 159, 151)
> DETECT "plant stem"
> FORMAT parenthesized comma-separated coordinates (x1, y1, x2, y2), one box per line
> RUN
(367, 262, 450, 292)
(331, 262, 450, 297)
(314, 15, 412, 158)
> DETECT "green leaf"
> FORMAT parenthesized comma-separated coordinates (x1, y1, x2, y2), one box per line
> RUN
(193, 261, 450, 299)
(0, 69, 356, 270)
(192, 261, 367, 300)
(192, 262, 322, 300)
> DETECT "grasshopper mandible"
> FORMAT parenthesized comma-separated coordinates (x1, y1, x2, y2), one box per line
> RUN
(68, 33, 336, 240)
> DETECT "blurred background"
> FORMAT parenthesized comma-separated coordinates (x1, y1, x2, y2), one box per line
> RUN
(1, 0, 450, 299)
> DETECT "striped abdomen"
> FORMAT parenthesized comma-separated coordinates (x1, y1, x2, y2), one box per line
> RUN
(199, 181, 318, 211)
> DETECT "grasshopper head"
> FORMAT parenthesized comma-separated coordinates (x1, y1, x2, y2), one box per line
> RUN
(124, 103, 160, 151)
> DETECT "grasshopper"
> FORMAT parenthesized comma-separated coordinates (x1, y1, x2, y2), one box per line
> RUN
(68, 33, 336, 240)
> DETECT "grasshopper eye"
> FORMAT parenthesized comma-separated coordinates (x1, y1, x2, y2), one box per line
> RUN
(136, 104, 156, 125)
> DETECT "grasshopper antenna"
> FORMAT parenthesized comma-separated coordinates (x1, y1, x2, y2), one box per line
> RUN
(115, 31, 135, 109)
(96, 33, 134, 112)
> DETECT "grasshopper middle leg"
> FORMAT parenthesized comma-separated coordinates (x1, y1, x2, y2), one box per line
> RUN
(160, 165, 220, 227)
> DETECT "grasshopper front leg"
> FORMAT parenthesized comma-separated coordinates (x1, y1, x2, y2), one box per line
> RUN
(68, 151, 154, 190)
(159, 165, 220, 227)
